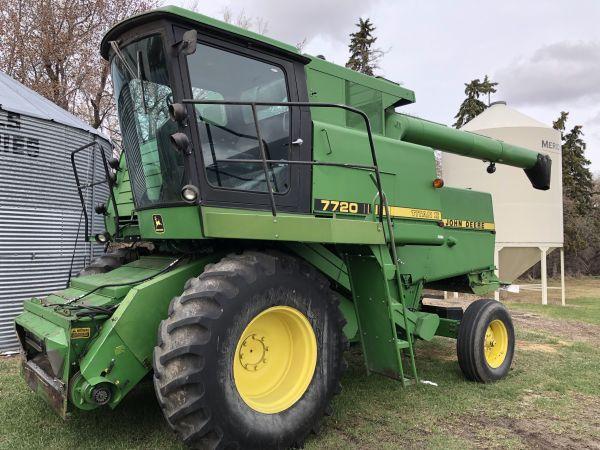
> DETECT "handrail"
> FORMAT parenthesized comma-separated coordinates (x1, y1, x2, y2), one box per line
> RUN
(70, 141, 120, 240)
(182, 100, 386, 221)
(181, 99, 418, 380)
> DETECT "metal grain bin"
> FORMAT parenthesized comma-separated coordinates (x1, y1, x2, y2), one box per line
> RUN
(0, 71, 111, 352)
(442, 101, 564, 304)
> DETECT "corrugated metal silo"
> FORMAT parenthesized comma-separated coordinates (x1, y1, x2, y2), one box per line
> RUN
(0, 71, 111, 351)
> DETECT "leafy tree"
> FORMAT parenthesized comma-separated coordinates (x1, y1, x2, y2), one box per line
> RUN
(453, 75, 498, 128)
(346, 18, 383, 76)
(553, 111, 594, 213)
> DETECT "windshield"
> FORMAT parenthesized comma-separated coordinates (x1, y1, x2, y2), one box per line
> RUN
(187, 43, 291, 193)
(112, 34, 185, 209)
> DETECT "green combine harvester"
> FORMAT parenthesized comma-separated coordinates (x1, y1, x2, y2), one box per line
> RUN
(15, 6, 551, 449)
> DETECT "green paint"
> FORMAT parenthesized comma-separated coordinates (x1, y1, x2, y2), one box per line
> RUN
(17, 5, 550, 419)
(201, 206, 386, 244)
(344, 247, 406, 380)
(15, 255, 220, 412)
(338, 296, 359, 342)
(75, 255, 220, 409)
(285, 242, 351, 291)
(105, 153, 138, 239)
(394, 114, 539, 169)
(436, 318, 460, 339)
(137, 206, 204, 239)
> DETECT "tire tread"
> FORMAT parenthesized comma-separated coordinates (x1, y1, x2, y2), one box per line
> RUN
(457, 299, 514, 383)
(153, 250, 347, 449)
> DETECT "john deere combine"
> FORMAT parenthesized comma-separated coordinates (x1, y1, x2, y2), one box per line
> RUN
(14, 6, 551, 449)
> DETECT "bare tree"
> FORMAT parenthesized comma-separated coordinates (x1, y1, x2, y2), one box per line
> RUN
(0, 0, 157, 137)
(220, 6, 268, 34)
(295, 38, 308, 52)
(254, 16, 269, 35)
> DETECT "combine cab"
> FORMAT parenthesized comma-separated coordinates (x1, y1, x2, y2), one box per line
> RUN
(15, 6, 550, 449)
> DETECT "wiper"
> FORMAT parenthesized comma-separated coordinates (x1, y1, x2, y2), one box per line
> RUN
(110, 41, 149, 114)
(136, 50, 148, 114)
(110, 41, 136, 79)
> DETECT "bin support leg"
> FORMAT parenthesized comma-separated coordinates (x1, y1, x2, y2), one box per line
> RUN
(560, 247, 566, 306)
(540, 247, 548, 305)
(494, 247, 500, 301)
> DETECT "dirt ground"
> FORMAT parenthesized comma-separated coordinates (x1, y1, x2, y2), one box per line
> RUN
(424, 277, 600, 345)
(511, 310, 600, 345)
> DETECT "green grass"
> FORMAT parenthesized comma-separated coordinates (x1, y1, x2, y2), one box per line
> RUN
(0, 362, 181, 450)
(509, 296, 600, 325)
(1, 285, 599, 449)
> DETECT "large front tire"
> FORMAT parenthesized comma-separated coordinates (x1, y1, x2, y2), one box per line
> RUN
(153, 251, 347, 449)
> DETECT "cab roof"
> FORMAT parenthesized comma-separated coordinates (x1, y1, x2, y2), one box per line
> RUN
(101, 5, 415, 106)
(100, 6, 302, 61)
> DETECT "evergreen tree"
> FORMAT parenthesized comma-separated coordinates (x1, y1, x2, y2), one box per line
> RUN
(479, 75, 499, 106)
(453, 75, 498, 128)
(552, 111, 568, 132)
(553, 112, 594, 212)
(346, 18, 383, 76)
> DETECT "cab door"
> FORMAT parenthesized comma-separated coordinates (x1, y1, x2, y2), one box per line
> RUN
(177, 28, 312, 213)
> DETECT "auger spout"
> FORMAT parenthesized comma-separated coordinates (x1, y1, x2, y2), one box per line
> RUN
(396, 114, 551, 190)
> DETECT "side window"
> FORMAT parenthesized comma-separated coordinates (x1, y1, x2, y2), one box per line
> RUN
(345, 81, 383, 134)
(112, 34, 183, 208)
(187, 44, 291, 193)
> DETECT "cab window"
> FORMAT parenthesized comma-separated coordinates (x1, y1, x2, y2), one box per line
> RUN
(187, 43, 291, 193)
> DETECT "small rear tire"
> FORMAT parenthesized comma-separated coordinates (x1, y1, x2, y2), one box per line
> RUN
(153, 251, 347, 449)
(457, 299, 515, 382)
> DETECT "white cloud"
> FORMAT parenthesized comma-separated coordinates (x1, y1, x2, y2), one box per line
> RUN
(224, 0, 383, 46)
(170, 0, 600, 171)
(587, 110, 600, 127)
(496, 41, 600, 107)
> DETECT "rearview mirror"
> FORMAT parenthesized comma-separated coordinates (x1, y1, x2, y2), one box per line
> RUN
(170, 132, 191, 155)
(169, 103, 188, 122)
(178, 29, 197, 55)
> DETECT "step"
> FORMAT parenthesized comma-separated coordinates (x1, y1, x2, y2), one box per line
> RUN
(396, 339, 409, 349)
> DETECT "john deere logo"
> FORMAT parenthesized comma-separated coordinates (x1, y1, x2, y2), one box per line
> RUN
(153, 214, 165, 233)
(71, 327, 90, 339)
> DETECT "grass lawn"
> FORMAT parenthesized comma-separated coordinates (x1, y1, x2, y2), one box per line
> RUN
(1, 278, 599, 449)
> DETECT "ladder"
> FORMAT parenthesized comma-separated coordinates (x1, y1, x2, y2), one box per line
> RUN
(344, 241, 419, 385)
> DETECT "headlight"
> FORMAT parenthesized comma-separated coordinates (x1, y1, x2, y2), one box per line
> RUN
(94, 203, 108, 215)
(94, 231, 111, 243)
(181, 184, 199, 203)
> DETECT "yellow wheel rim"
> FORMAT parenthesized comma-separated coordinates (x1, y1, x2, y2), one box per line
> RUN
(233, 306, 317, 414)
(484, 319, 509, 368)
